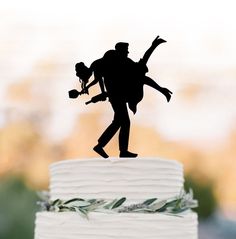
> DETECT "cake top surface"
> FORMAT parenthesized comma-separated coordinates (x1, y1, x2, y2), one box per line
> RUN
(50, 157, 182, 169)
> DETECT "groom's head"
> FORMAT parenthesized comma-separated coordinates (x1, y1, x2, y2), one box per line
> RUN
(115, 42, 129, 58)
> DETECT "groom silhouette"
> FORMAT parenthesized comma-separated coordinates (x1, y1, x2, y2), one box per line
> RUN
(93, 42, 137, 158)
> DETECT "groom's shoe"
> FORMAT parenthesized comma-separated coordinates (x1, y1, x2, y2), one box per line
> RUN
(93, 145, 109, 158)
(119, 151, 138, 158)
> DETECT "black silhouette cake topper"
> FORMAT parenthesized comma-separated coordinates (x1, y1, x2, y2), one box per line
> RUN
(69, 36, 173, 158)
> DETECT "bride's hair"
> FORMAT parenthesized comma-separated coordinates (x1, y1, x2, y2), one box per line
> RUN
(75, 62, 92, 84)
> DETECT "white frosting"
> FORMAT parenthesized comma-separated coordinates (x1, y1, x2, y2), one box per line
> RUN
(49, 158, 184, 201)
(35, 211, 198, 239)
(34, 157, 198, 239)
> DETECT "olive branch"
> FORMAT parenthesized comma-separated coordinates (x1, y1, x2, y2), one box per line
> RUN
(37, 189, 198, 219)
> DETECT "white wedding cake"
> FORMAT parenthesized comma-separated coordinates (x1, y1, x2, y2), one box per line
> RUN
(34, 158, 198, 239)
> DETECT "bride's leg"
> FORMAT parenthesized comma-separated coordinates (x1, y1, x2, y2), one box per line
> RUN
(143, 76, 172, 102)
(143, 76, 162, 91)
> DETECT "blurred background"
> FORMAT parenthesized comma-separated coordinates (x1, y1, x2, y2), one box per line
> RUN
(0, 0, 236, 238)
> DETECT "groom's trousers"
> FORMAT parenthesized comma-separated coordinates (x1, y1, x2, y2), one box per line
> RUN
(97, 99, 130, 152)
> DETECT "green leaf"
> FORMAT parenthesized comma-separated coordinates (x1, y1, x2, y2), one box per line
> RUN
(52, 199, 62, 206)
(65, 199, 91, 207)
(111, 197, 126, 209)
(59, 205, 70, 210)
(104, 199, 118, 209)
(132, 208, 154, 213)
(85, 200, 105, 212)
(64, 198, 85, 204)
(72, 206, 88, 218)
(59, 207, 71, 212)
(78, 208, 89, 219)
(88, 199, 96, 204)
(143, 198, 157, 205)
(149, 200, 167, 211)
(165, 199, 179, 207)
(171, 207, 188, 213)
(156, 199, 179, 212)
(54, 206, 60, 212)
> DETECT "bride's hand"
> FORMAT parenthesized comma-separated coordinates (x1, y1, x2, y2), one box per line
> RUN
(81, 87, 89, 95)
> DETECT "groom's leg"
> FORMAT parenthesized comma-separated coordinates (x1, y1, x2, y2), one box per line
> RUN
(97, 100, 122, 148)
(118, 102, 130, 152)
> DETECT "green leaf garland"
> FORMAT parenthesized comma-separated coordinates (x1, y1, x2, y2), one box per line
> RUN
(37, 189, 198, 219)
